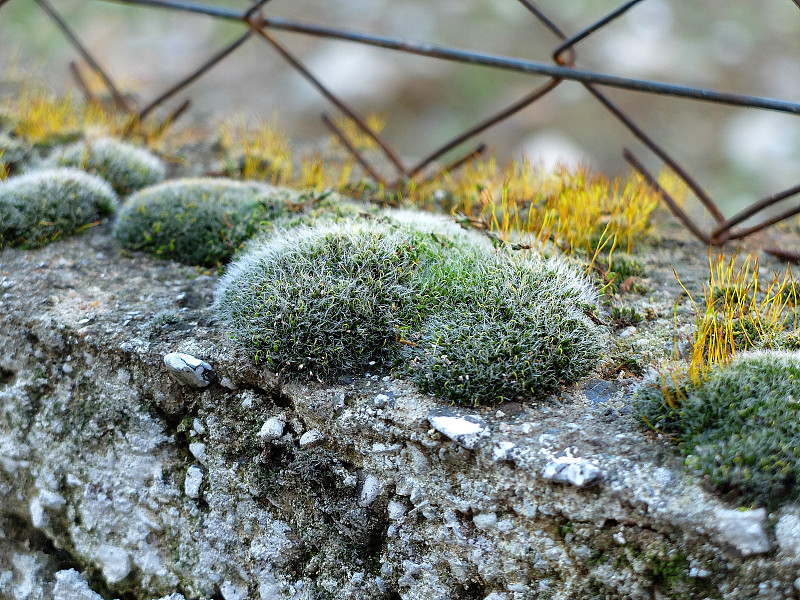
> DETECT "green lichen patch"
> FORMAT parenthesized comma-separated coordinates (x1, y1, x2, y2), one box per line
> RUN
(403, 250, 604, 405)
(48, 136, 166, 197)
(113, 178, 291, 267)
(214, 220, 427, 380)
(0, 167, 117, 249)
(636, 351, 800, 507)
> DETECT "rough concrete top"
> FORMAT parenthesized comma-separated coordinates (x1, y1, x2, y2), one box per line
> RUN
(2, 220, 800, 600)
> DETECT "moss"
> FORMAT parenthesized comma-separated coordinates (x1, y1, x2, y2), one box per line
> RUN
(636, 351, 800, 507)
(0, 133, 35, 176)
(215, 220, 427, 379)
(217, 211, 605, 402)
(0, 167, 117, 248)
(611, 306, 643, 329)
(114, 178, 290, 267)
(403, 248, 605, 405)
(598, 252, 649, 294)
(47, 137, 165, 196)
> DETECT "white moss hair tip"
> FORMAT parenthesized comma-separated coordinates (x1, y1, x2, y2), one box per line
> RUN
(381, 207, 489, 244)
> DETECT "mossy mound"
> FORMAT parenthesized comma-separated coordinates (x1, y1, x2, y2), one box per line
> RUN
(0, 167, 117, 248)
(0, 133, 35, 176)
(215, 220, 427, 379)
(403, 250, 604, 404)
(216, 213, 606, 402)
(49, 137, 166, 196)
(636, 351, 800, 507)
(113, 178, 291, 267)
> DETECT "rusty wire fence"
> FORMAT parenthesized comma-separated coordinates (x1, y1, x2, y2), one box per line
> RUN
(3, 0, 800, 245)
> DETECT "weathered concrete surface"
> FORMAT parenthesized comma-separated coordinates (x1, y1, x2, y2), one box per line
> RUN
(2, 224, 800, 600)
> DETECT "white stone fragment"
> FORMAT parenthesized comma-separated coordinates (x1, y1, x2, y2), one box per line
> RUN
(220, 376, 237, 390)
(184, 465, 204, 499)
(359, 475, 381, 507)
(299, 429, 325, 449)
(163, 352, 215, 388)
(427, 409, 489, 450)
(38, 489, 66, 510)
(258, 418, 285, 442)
(97, 545, 131, 584)
(387, 501, 407, 520)
(221, 580, 247, 600)
(776, 510, 800, 558)
(189, 442, 207, 464)
(29, 497, 46, 528)
(192, 418, 207, 435)
(541, 449, 603, 487)
(155, 595, 187, 600)
(473, 512, 498, 531)
(484, 593, 509, 600)
(492, 440, 516, 462)
(715, 507, 770, 557)
(53, 569, 104, 600)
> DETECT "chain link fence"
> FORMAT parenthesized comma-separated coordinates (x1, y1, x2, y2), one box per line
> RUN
(3, 0, 800, 244)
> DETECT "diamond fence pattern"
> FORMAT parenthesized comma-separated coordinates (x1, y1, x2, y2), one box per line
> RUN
(4, 0, 800, 245)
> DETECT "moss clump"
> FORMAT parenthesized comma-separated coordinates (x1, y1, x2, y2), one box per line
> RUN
(0, 167, 117, 248)
(403, 249, 604, 404)
(215, 220, 426, 379)
(636, 351, 800, 507)
(113, 178, 292, 267)
(216, 211, 606, 402)
(48, 136, 166, 196)
(0, 133, 35, 177)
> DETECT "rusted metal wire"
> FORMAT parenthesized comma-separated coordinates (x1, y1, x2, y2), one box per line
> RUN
(33, 0, 133, 112)
(7, 0, 800, 244)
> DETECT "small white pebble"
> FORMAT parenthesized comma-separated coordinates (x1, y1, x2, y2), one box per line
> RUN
(299, 430, 325, 449)
(258, 418, 285, 442)
(359, 475, 381, 507)
(192, 418, 206, 435)
(473, 512, 498, 530)
(189, 442, 207, 464)
(184, 466, 204, 498)
(98, 545, 131, 584)
(387, 501, 407, 520)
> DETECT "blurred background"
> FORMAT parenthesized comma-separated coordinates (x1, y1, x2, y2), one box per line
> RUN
(3, 0, 800, 213)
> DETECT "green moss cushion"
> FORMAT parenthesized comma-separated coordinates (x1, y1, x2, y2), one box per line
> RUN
(636, 350, 800, 507)
(403, 251, 604, 404)
(215, 211, 607, 403)
(214, 220, 426, 379)
(49, 137, 166, 197)
(114, 178, 291, 267)
(0, 167, 117, 248)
